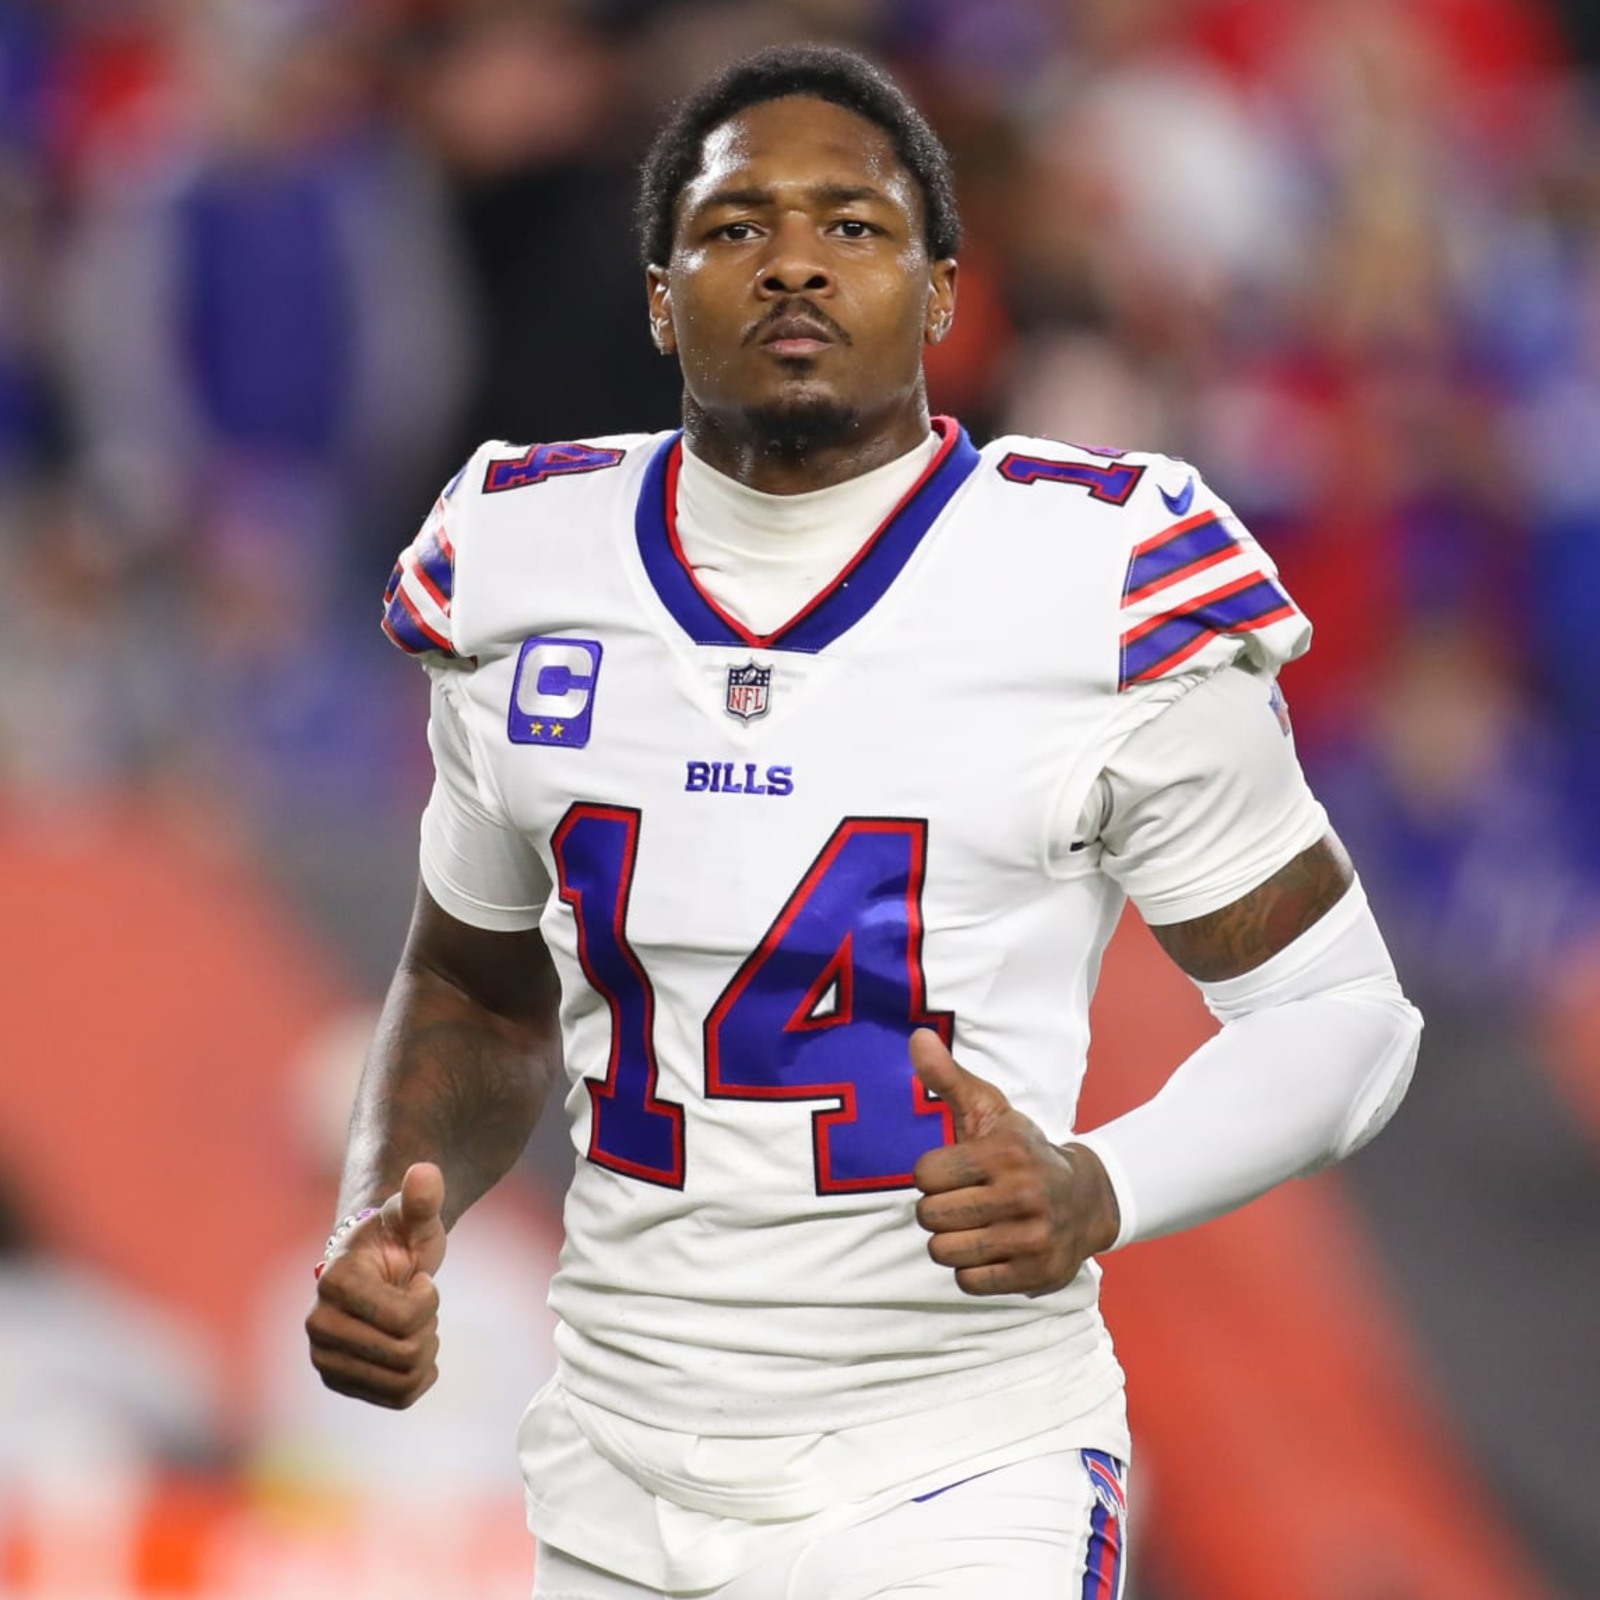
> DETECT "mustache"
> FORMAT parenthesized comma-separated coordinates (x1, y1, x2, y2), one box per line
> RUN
(743, 299, 853, 346)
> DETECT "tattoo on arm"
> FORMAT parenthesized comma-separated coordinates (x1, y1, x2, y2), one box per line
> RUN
(342, 993, 557, 1228)
(1150, 833, 1354, 983)
(337, 887, 563, 1227)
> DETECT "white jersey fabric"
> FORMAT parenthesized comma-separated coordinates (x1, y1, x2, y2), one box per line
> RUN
(384, 420, 1320, 1589)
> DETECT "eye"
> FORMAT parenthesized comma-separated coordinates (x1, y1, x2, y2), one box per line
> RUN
(831, 219, 879, 238)
(716, 221, 761, 242)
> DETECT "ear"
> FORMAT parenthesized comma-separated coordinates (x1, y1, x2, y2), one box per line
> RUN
(645, 265, 677, 356)
(924, 257, 959, 346)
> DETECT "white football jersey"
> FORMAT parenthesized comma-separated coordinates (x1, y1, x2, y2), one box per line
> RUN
(383, 419, 1311, 1450)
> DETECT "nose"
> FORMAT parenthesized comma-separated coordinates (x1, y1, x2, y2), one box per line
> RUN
(757, 215, 833, 298)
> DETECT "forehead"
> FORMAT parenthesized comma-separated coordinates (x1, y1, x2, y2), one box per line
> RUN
(680, 95, 918, 215)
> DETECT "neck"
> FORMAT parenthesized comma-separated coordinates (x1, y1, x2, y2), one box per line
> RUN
(680, 390, 934, 496)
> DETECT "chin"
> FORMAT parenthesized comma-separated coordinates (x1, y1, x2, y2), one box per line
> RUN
(741, 394, 863, 459)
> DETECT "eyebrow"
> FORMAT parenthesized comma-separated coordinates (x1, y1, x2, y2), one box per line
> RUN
(690, 182, 894, 215)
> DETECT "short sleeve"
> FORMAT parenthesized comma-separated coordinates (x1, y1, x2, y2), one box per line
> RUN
(1117, 467, 1310, 691)
(1088, 666, 1328, 926)
(418, 671, 551, 931)
(381, 469, 469, 659)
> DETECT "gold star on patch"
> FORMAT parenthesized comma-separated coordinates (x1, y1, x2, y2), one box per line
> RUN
(529, 721, 544, 737)
(550, 722, 566, 739)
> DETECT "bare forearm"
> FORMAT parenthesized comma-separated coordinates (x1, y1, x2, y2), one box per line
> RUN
(338, 960, 559, 1229)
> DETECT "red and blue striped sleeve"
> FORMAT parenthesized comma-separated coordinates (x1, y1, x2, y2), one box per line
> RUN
(381, 491, 459, 659)
(1118, 491, 1309, 692)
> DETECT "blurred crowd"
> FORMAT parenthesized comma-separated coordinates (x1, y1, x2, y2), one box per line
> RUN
(3, 0, 1600, 1576)
(2, 0, 1599, 971)
(3, 0, 1600, 990)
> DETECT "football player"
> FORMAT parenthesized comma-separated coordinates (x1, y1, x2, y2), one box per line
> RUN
(307, 45, 1421, 1600)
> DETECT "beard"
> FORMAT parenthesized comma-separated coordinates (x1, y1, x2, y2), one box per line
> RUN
(739, 392, 863, 461)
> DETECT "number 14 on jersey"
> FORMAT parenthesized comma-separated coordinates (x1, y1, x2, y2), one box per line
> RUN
(551, 807, 955, 1195)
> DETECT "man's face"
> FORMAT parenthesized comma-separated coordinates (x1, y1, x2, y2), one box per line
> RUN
(647, 96, 956, 448)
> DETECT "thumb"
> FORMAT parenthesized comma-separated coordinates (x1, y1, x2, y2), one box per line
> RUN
(381, 1162, 447, 1276)
(910, 1028, 1011, 1141)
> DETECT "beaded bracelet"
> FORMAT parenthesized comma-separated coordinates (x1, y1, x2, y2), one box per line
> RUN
(312, 1206, 381, 1280)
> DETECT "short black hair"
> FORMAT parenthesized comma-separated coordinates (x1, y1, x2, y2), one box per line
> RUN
(636, 44, 962, 269)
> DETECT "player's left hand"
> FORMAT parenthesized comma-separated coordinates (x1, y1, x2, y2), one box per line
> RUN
(910, 1030, 1121, 1298)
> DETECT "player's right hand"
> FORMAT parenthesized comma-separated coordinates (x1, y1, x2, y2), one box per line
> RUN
(305, 1162, 448, 1409)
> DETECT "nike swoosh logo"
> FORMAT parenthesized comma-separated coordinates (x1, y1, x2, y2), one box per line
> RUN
(1159, 476, 1195, 517)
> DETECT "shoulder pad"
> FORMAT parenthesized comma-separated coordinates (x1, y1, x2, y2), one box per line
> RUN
(380, 435, 649, 660)
(981, 434, 1311, 689)
(382, 474, 465, 660)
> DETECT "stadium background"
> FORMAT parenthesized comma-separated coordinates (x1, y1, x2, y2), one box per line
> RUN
(2, 0, 1599, 1595)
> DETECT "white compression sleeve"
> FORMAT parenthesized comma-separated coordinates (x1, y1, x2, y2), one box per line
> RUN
(1072, 882, 1422, 1249)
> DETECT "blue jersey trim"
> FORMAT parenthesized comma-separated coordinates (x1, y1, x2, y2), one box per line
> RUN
(634, 417, 981, 654)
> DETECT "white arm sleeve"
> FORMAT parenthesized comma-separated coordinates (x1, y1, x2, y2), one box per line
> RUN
(1069, 666, 1421, 1247)
(1073, 882, 1422, 1247)
(418, 670, 551, 932)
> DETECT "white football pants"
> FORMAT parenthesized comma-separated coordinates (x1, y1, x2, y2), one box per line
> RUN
(531, 1448, 1128, 1600)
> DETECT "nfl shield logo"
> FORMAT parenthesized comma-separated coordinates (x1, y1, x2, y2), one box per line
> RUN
(725, 661, 772, 722)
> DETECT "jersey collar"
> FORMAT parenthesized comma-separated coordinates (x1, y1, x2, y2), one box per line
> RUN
(634, 416, 980, 654)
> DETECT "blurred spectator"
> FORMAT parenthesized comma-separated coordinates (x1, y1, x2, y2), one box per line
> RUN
(44, 0, 473, 819)
(1478, 92, 1600, 857)
(0, 2, 61, 483)
(0, 473, 193, 796)
(1308, 614, 1600, 1004)
(398, 0, 681, 451)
